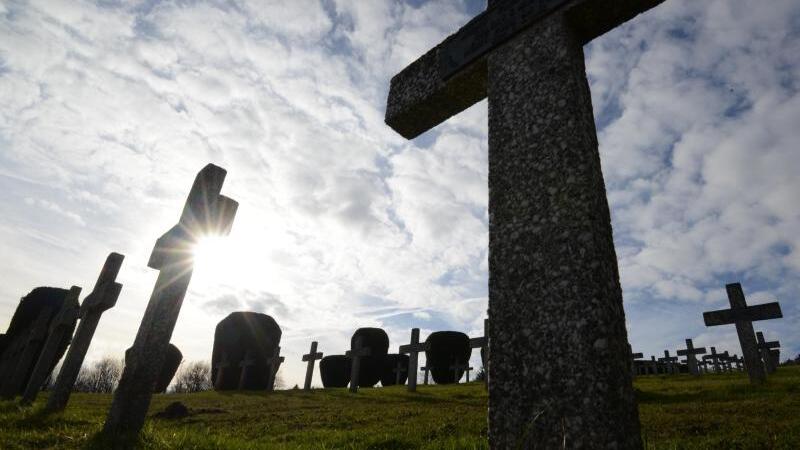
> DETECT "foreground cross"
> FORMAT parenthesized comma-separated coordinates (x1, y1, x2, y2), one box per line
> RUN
(677, 339, 706, 376)
(302, 341, 323, 391)
(703, 283, 782, 384)
(21, 286, 82, 405)
(346, 337, 370, 393)
(46, 253, 124, 412)
(385, 0, 666, 446)
(399, 328, 427, 392)
(0, 307, 53, 399)
(104, 164, 238, 436)
(755, 332, 780, 374)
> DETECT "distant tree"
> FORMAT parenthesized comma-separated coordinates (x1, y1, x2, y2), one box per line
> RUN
(780, 354, 800, 366)
(74, 357, 123, 393)
(474, 366, 486, 382)
(173, 361, 212, 393)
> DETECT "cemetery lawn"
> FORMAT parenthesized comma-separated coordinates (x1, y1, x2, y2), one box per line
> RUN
(0, 366, 797, 449)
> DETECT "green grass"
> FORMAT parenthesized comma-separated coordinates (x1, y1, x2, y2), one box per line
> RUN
(1, 366, 798, 449)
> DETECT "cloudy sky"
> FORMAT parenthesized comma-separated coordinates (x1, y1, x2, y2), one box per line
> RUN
(0, 0, 798, 387)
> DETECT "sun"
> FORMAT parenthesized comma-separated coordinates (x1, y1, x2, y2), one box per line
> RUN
(192, 235, 237, 282)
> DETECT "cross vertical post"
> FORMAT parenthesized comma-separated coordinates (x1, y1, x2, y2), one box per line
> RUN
(420, 365, 430, 385)
(399, 328, 426, 392)
(266, 346, 284, 392)
(756, 332, 780, 374)
(346, 337, 370, 393)
(677, 339, 706, 376)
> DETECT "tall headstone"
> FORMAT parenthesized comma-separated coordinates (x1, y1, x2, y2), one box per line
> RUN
(104, 164, 238, 436)
(212, 312, 282, 391)
(46, 253, 124, 412)
(703, 283, 782, 384)
(0, 307, 54, 399)
(677, 339, 706, 376)
(302, 341, 323, 391)
(399, 328, 427, 392)
(755, 331, 780, 374)
(346, 337, 370, 393)
(154, 343, 182, 393)
(21, 286, 81, 405)
(385, 1, 667, 446)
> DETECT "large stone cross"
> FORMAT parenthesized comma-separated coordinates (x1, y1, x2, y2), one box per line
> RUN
(399, 328, 427, 392)
(0, 306, 54, 399)
(21, 286, 82, 405)
(302, 341, 323, 391)
(677, 339, 706, 376)
(385, 0, 666, 446)
(346, 336, 371, 393)
(266, 346, 285, 392)
(755, 331, 780, 374)
(104, 164, 238, 436)
(703, 283, 782, 384)
(46, 253, 124, 413)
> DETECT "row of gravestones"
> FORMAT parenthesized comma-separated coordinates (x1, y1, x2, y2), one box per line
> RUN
(0, 284, 183, 405)
(209, 312, 488, 392)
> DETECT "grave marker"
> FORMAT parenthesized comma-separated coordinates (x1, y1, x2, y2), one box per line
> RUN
(238, 350, 257, 390)
(213, 352, 232, 391)
(677, 339, 706, 376)
(399, 328, 427, 392)
(629, 345, 643, 378)
(46, 253, 124, 412)
(0, 307, 54, 399)
(449, 360, 468, 384)
(21, 286, 81, 405)
(703, 283, 782, 384)
(266, 346, 284, 392)
(346, 337, 370, 393)
(755, 331, 780, 374)
(420, 365, 430, 385)
(658, 350, 678, 375)
(648, 356, 658, 375)
(392, 359, 407, 385)
(702, 347, 723, 373)
(385, 0, 667, 445)
(104, 164, 238, 435)
(302, 341, 323, 391)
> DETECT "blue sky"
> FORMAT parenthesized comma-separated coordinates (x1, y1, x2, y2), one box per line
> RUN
(0, 0, 798, 387)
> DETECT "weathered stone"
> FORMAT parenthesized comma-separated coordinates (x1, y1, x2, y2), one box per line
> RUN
(349, 328, 389, 387)
(677, 339, 706, 376)
(46, 253, 124, 413)
(211, 312, 282, 391)
(302, 341, 323, 391)
(21, 287, 82, 405)
(381, 354, 409, 386)
(425, 331, 470, 384)
(0, 306, 56, 399)
(319, 355, 351, 388)
(385, 0, 666, 446)
(702, 347, 724, 373)
(704, 283, 782, 384)
(755, 331, 780, 374)
(154, 344, 182, 393)
(104, 164, 238, 436)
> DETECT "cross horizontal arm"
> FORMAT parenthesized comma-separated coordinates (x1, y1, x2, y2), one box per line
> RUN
(469, 337, 487, 348)
(302, 352, 323, 361)
(703, 302, 783, 326)
(399, 342, 428, 353)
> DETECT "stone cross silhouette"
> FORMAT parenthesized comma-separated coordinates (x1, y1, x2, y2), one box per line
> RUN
(238, 350, 257, 390)
(755, 331, 780, 374)
(399, 328, 427, 392)
(703, 283, 782, 384)
(104, 164, 238, 436)
(302, 341, 323, 391)
(21, 286, 82, 405)
(266, 346, 284, 392)
(392, 360, 407, 385)
(469, 319, 488, 367)
(0, 306, 54, 399)
(659, 350, 678, 375)
(213, 352, 232, 391)
(677, 339, 706, 376)
(629, 345, 643, 378)
(648, 355, 658, 375)
(449, 359, 468, 384)
(346, 336, 371, 393)
(385, 0, 667, 445)
(702, 347, 724, 373)
(420, 365, 430, 385)
(46, 253, 124, 413)
(719, 351, 732, 372)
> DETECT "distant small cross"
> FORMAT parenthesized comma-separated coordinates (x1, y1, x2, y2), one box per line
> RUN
(677, 339, 706, 376)
(449, 360, 468, 384)
(658, 350, 678, 375)
(392, 360, 407, 386)
(346, 337, 371, 393)
(703, 283, 782, 384)
(702, 347, 724, 373)
(420, 366, 430, 385)
(301, 341, 324, 391)
(756, 331, 780, 374)
(629, 345, 643, 378)
(399, 328, 427, 392)
(649, 356, 658, 375)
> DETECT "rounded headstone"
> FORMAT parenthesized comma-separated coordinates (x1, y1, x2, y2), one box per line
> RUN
(425, 331, 470, 384)
(380, 353, 410, 386)
(319, 355, 351, 388)
(351, 328, 389, 387)
(211, 312, 282, 391)
(154, 343, 183, 393)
